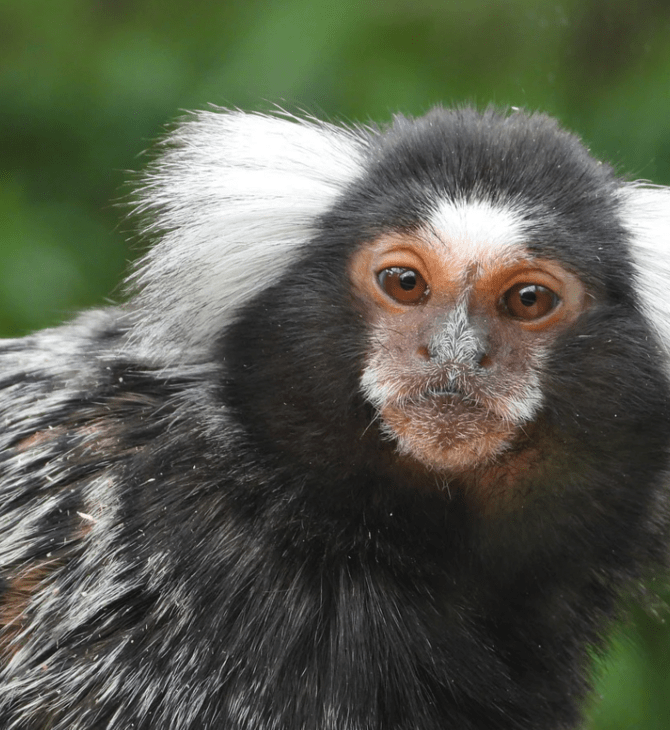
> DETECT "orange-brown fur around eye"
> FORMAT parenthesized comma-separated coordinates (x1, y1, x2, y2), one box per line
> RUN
(350, 231, 587, 329)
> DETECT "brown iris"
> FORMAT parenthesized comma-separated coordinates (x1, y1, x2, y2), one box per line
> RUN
(377, 267, 429, 304)
(503, 283, 559, 320)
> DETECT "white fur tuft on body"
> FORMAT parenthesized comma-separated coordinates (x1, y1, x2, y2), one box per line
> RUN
(620, 183, 670, 360)
(129, 110, 369, 362)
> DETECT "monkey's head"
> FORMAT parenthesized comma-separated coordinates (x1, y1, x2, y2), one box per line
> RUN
(349, 212, 587, 475)
(131, 107, 670, 515)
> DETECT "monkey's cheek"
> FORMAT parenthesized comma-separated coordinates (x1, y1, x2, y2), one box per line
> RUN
(380, 400, 516, 472)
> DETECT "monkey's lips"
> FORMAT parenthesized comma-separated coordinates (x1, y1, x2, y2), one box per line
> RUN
(423, 385, 467, 400)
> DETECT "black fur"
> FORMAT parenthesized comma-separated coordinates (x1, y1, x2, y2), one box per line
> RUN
(0, 107, 668, 729)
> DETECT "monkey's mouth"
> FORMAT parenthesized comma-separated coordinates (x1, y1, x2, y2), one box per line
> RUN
(420, 381, 478, 405)
(376, 378, 521, 472)
(411, 372, 472, 401)
(424, 386, 464, 399)
(380, 395, 516, 472)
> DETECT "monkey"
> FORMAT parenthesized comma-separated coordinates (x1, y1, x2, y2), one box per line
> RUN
(0, 105, 669, 729)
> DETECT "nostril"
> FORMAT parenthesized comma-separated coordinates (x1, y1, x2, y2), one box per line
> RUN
(417, 345, 431, 361)
(478, 353, 493, 368)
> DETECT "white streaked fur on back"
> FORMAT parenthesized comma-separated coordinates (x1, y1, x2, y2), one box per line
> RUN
(620, 183, 670, 359)
(129, 110, 369, 361)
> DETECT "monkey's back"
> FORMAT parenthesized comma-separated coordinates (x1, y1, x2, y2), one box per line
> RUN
(0, 310, 238, 728)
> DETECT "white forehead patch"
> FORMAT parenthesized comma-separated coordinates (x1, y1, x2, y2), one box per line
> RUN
(427, 198, 529, 267)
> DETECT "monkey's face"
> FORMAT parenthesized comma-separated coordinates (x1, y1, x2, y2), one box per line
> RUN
(350, 200, 588, 474)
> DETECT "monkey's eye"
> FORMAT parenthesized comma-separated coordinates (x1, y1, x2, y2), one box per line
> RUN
(377, 267, 429, 304)
(503, 283, 559, 320)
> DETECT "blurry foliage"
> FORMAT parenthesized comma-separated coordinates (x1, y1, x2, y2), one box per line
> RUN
(1, 0, 670, 726)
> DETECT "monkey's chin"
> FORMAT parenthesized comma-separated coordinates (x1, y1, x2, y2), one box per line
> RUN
(380, 397, 518, 473)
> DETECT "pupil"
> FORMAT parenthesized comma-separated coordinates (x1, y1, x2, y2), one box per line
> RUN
(399, 271, 417, 291)
(519, 286, 537, 307)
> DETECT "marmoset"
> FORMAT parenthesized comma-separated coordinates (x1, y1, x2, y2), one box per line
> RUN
(1, 106, 669, 729)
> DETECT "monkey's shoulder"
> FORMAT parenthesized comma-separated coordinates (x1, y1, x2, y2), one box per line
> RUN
(0, 307, 245, 577)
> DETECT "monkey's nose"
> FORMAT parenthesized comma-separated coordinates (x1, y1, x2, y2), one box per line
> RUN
(425, 331, 488, 368)
(424, 308, 491, 369)
(417, 342, 488, 368)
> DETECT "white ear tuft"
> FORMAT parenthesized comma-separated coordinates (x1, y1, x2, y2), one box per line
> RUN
(128, 109, 369, 362)
(620, 183, 670, 356)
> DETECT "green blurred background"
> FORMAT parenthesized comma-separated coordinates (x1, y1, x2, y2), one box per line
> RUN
(1, 0, 670, 726)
